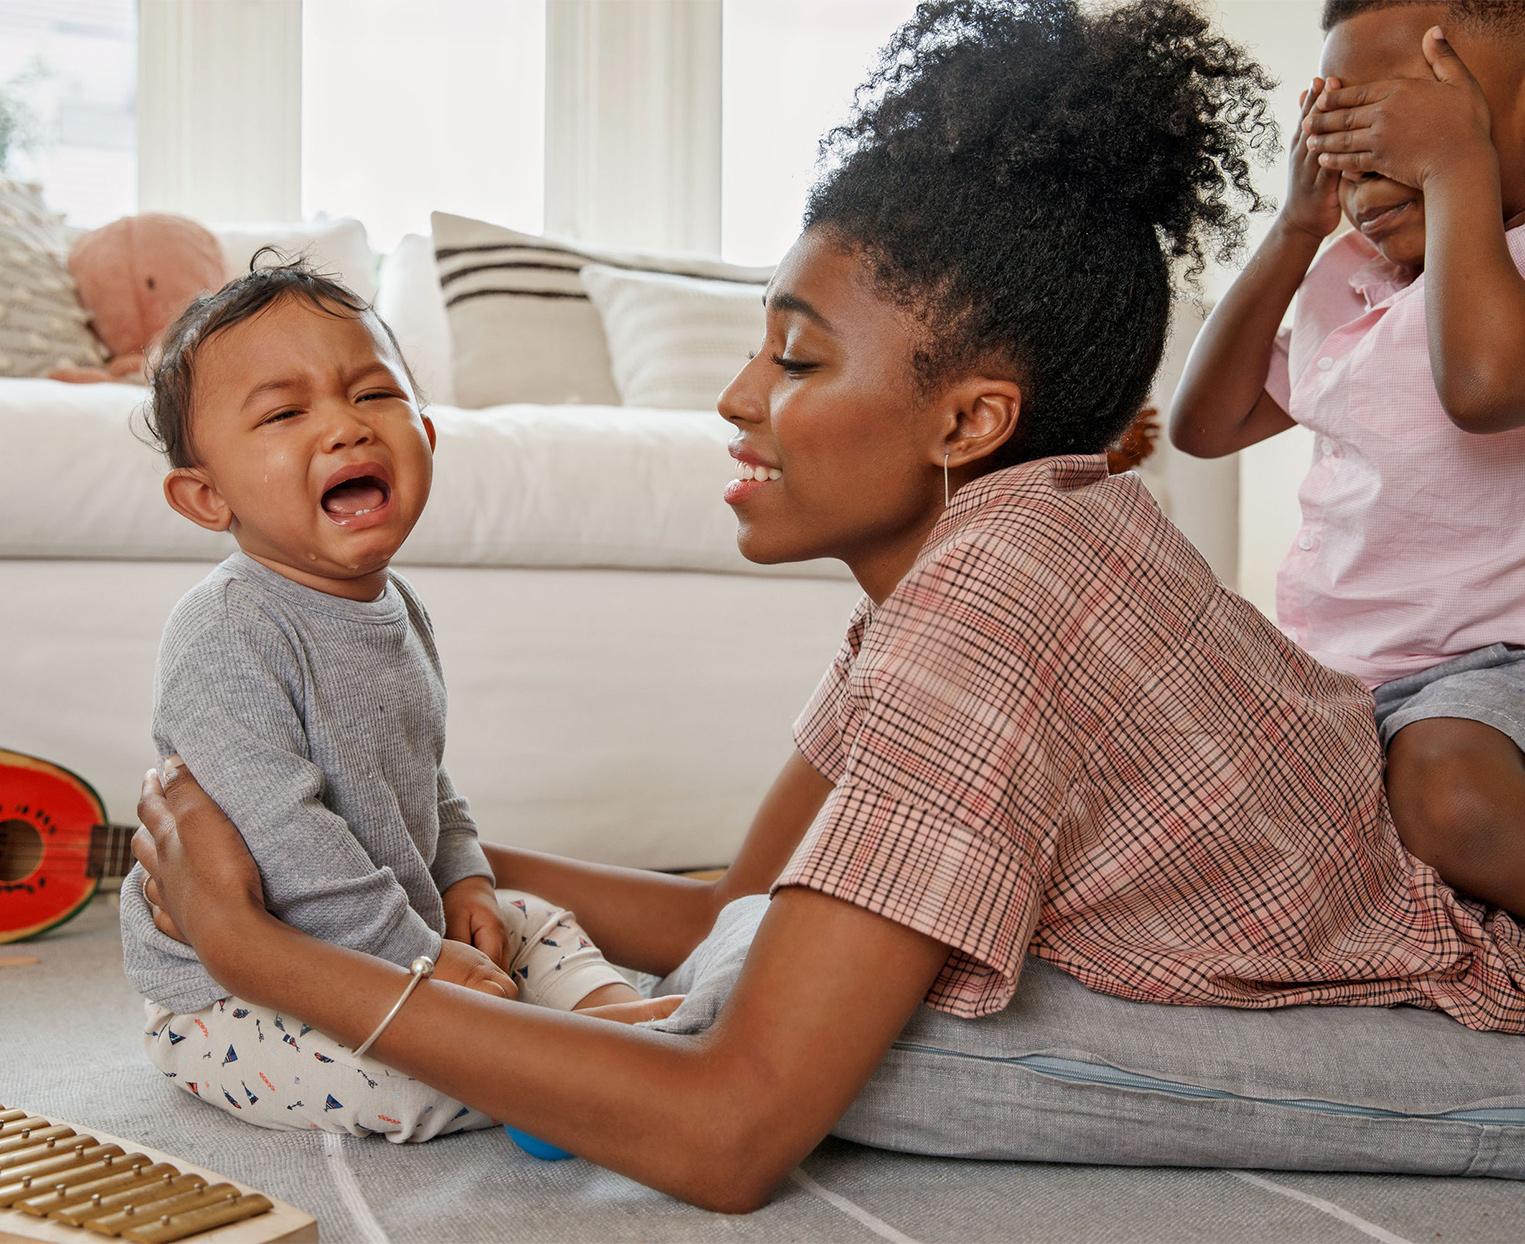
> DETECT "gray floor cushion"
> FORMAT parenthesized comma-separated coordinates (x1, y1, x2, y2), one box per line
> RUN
(653, 897, 1525, 1178)
(3, 896, 1524, 1243)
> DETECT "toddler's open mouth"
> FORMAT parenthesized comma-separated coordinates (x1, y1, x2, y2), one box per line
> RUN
(321, 467, 393, 524)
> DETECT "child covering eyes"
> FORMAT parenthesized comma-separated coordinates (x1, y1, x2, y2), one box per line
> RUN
(1171, 1, 1525, 919)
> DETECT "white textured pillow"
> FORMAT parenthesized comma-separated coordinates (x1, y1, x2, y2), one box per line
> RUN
(0, 180, 108, 376)
(375, 233, 455, 407)
(211, 218, 378, 302)
(432, 212, 772, 409)
(579, 264, 765, 412)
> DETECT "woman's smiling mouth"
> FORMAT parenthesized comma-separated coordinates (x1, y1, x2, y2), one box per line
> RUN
(724, 451, 782, 505)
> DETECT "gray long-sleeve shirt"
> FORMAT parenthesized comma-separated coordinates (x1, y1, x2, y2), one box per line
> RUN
(120, 552, 493, 1011)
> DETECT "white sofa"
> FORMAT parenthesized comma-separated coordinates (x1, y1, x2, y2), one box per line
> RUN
(0, 375, 866, 870)
(0, 219, 1232, 871)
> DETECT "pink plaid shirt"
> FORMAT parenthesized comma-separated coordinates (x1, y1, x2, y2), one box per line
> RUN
(1266, 226, 1525, 688)
(776, 457, 1525, 1029)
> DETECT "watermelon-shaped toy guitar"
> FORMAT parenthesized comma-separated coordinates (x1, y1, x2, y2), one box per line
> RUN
(0, 749, 137, 942)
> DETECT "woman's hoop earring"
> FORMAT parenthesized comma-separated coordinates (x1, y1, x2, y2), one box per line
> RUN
(944, 452, 951, 507)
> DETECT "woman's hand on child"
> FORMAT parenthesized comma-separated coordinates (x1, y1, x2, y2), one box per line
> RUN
(442, 875, 517, 971)
(434, 937, 520, 1000)
(1304, 28, 1494, 191)
(1280, 76, 1343, 242)
(134, 756, 266, 948)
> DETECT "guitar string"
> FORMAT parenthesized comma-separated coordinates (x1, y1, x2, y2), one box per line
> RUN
(1, 826, 139, 871)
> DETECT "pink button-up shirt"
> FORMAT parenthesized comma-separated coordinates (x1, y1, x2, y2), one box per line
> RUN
(1265, 226, 1525, 688)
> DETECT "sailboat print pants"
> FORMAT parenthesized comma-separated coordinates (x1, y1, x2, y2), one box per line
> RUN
(142, 888, 627, 1142)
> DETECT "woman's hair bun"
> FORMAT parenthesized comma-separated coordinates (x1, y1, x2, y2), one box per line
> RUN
(806, 0, 1276, 465)
(820, 0, 1276, 279)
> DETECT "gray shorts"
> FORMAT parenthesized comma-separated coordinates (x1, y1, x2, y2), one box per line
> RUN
(1372, 642, 1525, 752)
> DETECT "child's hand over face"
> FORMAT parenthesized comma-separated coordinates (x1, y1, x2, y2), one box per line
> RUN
(1281, 76, 1344, 242)
(442, 875, 516, 972)
(433, 936, 520, 1000)
(1304, 28, 1494, 192)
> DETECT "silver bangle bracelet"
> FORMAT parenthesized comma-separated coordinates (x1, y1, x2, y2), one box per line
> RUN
(354, 955, 434, 1057)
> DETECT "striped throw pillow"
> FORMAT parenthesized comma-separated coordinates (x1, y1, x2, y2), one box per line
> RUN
(432, 212, 771, 409)
(0, 180, 108, 377)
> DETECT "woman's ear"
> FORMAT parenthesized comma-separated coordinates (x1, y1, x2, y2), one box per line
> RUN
(163, 468, 234, 532)
(937, 377, 1022, 469)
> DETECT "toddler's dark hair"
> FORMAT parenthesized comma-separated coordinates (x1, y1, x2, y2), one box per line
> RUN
(146, 252, 414, 469)
(805, 0, 1275, 467)
(1322, 1, 1525, 32)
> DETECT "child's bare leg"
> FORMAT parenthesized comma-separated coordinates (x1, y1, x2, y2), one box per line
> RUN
(1386, 718, 1525, 916)
(498, 889, 683, 1023)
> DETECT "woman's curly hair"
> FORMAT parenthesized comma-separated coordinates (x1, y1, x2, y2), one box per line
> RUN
(805, 0, 1277, 467)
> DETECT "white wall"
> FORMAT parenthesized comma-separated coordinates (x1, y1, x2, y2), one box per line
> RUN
(1202, 0, 1326, 615)
(720, 0, 919, 266)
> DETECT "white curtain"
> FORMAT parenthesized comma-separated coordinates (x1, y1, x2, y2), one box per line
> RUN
(137, 0, 302, 222)
(543, 0, 721, 254)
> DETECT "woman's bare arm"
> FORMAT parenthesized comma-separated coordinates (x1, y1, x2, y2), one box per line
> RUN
(134, 762, 942, 1213)
(480, 750, 833, 975)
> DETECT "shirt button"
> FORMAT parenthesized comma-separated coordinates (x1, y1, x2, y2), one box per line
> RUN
(1298, 534, 1315, 551)
(1321, 437, 1335, 456)
(1317, 356, 1333, 371)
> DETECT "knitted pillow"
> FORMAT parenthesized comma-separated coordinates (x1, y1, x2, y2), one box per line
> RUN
(432, 212, 772, 409)
(0, 180, 108, 377)
(580, 264, 765, 411)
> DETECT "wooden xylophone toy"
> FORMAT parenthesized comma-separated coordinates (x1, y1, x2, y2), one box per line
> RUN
(0, 1107, 316, 1243)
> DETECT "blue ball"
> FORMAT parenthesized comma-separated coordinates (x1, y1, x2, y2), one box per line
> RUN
(504, 1124, 574, 1161)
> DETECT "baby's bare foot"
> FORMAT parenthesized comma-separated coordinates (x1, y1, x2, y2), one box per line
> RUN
(576, 994, 684, 1025)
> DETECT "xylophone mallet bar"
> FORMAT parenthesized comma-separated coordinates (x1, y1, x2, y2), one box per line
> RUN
(62, 1173, 207, 1231)
(0, 1143, 124, 1189)
(122, 1193, 277, 1244)
(0, 1147, 132, 1207)
(84, 1181, 238, 1238)
(19, 1162, 178, 1220)
(50, 1170, 197, 1228)
(0, 1128, 87, 1166)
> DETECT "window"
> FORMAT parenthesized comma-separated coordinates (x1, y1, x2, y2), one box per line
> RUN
(0, 0, 135, 227)
(302, 0, 546, 253)
(720, 0, 918, 267)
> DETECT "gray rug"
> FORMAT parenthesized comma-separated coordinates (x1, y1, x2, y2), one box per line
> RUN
(3, 897, 1523, 1243)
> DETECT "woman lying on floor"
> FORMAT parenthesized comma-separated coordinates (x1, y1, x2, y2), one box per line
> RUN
(132, 0, 1525, 1212)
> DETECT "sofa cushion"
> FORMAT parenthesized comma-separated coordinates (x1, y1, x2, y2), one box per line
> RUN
(375, 233, 455, 407)
(0, 180, 109, 377)
(433, 212, 772, 409)
(580, 264, 765, 411)
(0, 378, 848, 579)
(211, 218, 377, 302)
